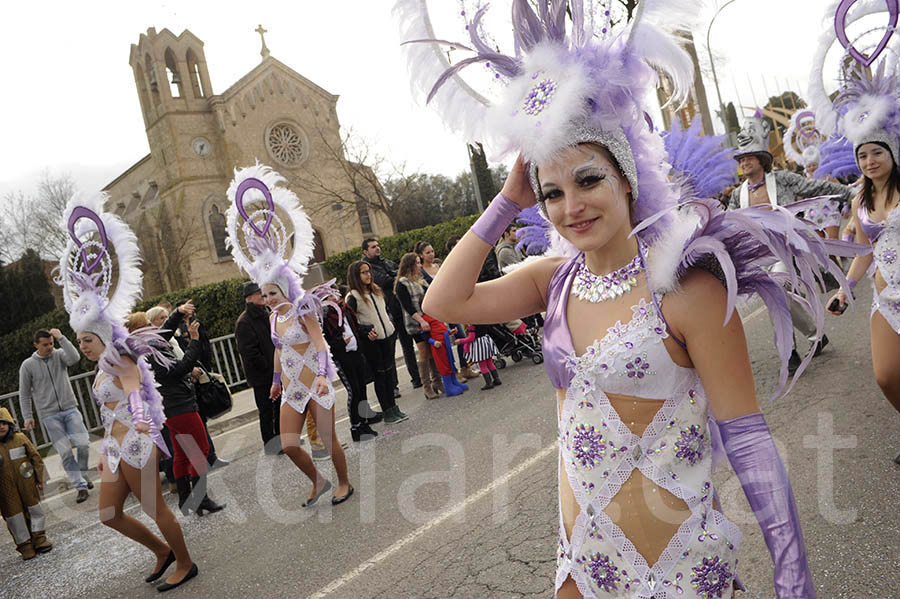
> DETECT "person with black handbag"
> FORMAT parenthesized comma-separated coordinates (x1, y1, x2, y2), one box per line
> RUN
(126, 309, 225, 517)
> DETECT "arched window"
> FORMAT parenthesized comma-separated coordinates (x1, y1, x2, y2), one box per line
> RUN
(312, 228, 326, 264)
(134, 63, 151, 117)
(164, 48, 183, 98)
(186, 48, 205, 99)
(145, 55, 161, 106)
(208, 204, 229, 259)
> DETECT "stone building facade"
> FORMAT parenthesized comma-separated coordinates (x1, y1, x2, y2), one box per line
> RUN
(103, 27, 393, 295)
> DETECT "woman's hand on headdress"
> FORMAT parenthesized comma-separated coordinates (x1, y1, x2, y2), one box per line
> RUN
(500, 155, 537, 210)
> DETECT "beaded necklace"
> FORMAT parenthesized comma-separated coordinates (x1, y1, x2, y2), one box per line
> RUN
(570, 249, 644, 303)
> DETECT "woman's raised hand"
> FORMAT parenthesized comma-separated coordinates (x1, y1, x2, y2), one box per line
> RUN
(500, 155, 537, 210)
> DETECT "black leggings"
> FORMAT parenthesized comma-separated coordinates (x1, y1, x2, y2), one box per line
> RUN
(334, 350, 368, 426)
(360, 338, 396, 412)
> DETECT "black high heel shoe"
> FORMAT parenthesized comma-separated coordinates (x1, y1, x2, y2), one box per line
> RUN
(156, 563, 198, 592)
(351, 422, 379, 442)
(145, 550, 176, 583)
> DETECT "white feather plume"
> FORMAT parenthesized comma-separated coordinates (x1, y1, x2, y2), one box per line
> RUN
(842, 94, 895, 142)
(393, 0, 492, 147)
(645, 207, 701, 296)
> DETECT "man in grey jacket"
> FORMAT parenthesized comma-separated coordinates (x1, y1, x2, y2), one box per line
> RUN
(495, 225, 523, 272)
(18, 329, 92, 502)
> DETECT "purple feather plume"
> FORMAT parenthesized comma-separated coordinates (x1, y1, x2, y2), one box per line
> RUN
(515, 205, 552, 255)
(815, 136, 861, 180)
(662, 116, 737, 199)
(633, 197, 868, 399)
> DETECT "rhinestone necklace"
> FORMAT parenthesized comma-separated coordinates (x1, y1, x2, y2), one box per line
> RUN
(570, 251, 644, 303)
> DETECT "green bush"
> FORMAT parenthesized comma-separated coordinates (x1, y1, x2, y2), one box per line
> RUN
(322, 213, 479, 283)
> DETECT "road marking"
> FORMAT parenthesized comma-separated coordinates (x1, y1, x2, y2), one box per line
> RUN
(306, 442, 557, 599)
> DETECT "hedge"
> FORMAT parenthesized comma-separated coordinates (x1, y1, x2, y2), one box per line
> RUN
(1, 214, 481, 394)
(321, 213, 480, 284)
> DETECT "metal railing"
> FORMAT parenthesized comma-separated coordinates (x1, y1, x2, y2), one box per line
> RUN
(0, 334, 246, 453)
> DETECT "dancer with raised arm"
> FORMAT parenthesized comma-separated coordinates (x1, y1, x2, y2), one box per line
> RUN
(396, 1, 861, 596)
(226, 164, 353, 507)
(58, 192, 197, 591)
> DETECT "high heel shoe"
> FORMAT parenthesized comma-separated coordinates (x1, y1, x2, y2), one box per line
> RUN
(156, 563, 198, 592)
(145, 550, 176, 583)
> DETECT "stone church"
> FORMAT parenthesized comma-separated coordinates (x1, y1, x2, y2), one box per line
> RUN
(103, 27, 393, 295)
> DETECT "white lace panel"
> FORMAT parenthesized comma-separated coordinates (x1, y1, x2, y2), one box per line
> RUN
(556, 300, 742, 599)
(279, 320, 335, 412)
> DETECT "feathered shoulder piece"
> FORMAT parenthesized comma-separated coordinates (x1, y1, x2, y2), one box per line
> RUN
(662, 116, 736, 200)
(636, 198, 865, 398)
(225, 163, 317, 308)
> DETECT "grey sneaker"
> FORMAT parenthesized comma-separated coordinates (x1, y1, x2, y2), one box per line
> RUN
(311, 447, 330, 461)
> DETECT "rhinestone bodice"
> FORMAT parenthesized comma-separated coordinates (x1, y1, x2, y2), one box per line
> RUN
(546, 258, 742, 599)
(93, 375, 156, 473)
(871, 208, 900, 286)
(272, 314, 335, 413)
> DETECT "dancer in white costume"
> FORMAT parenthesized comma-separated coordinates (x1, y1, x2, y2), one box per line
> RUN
(396, 1, 863, 597)
(58, 193, 197, 591)
(225, 164, 353, 506)
(817, 2, 900, 463)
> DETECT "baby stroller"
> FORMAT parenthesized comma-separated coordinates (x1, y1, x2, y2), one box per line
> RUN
(485, 321, 543, 368)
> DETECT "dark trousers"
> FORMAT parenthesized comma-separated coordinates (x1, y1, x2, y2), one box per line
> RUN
(253, 384, 281, 451)
(360, 338, 396, 413)
(395, 327, 420, 386)
(334, 350, 367, 426)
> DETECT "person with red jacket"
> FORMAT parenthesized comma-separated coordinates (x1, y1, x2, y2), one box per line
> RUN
(421, 314, 468, 397)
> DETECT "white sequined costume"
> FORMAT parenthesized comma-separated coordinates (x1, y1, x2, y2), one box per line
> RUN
(271, 313, 335, 414)
(859, 204, 900, 333)
(94, 376, 159, 473)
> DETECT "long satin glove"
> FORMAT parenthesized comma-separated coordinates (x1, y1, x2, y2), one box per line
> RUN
(127, 390, 150, 426)
(719, 413, 816, 598)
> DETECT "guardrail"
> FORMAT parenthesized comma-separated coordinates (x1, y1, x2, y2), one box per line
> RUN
(0, 334, 246, 453)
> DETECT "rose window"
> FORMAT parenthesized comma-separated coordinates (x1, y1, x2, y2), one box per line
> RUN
(266, 122, 305, 166)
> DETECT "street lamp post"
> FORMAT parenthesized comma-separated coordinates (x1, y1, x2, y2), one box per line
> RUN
(706, 0, 740, 137)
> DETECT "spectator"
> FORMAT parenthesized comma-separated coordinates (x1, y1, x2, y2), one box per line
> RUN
(395, 253, 442, 400)
(169, 300, 229, 471)
(148, 307, 184, 359)
(234, 282, 281, 455)
(362, 238, 421, 392)
(0, 407, 52, 560)
(346, 261, 408, 423)
(495, 225, 523, 272)
(126, 311, 225, 517)
(324, 285, 380, 441)
(18, 328, 92, 503)
(414, 241, 441, 283)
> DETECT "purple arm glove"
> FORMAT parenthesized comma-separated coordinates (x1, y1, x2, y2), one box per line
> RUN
(470, 194, 521, 245)
(272, 371, 282, 386)
(316, 350, 330, 378)
(719, 413, 816, 599)
(127, 390, 150, 426)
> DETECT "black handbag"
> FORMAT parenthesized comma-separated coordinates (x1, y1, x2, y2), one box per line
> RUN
(195, 369, 233, 420)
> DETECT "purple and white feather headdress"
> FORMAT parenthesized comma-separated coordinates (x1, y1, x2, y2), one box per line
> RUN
(225, 163, 341, 321)
(809, 0, 900, 167)
(783, 110, 826, 168)
(395, 0, 698, 240)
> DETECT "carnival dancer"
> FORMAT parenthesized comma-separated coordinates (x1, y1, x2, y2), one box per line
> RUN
(727, 110, 852, 371)
(58, 192, 197, 591)
(396, 1, 861, 596)
(225, 164, 353, 507)
(458, 324, 501, 391)
(817, 49, 900, 461)
(421, 313, 468, 397)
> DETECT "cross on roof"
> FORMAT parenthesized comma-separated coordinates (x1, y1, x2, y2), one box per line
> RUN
(255, 24, 270, 59)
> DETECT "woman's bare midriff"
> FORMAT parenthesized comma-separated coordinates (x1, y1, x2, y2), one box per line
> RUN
(557, 389, 690, 567)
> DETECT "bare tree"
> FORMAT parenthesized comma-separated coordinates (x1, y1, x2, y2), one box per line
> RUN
(139, 191, 195, 294)
(0, 172, 76, 261)
(289, 126, 404, 232)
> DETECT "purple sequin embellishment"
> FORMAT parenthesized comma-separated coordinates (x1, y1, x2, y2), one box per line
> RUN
(523, 76, 557, 116)
(578, 552, 621, 593)
(674, 425, 707, 466)
(690, 556, 734, 598)
(624, 356, 651, 378)
(882, 247, 897, 265)
(570, 423, 607, 469)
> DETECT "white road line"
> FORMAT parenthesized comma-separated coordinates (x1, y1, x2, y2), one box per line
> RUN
(305, 442, 558, 599)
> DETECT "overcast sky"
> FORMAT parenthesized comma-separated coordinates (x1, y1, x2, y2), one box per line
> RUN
(0, 1, 849, 200)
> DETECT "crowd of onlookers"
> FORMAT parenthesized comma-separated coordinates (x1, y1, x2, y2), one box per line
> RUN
(2, 233, 535, 560)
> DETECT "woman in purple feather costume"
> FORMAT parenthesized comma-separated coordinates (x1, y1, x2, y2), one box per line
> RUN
(398, 1, 864, 597)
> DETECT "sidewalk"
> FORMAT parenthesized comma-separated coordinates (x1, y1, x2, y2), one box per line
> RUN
(39, 345, 413, 499)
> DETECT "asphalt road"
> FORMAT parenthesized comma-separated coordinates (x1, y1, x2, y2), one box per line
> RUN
(3, 282, 898, 599)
